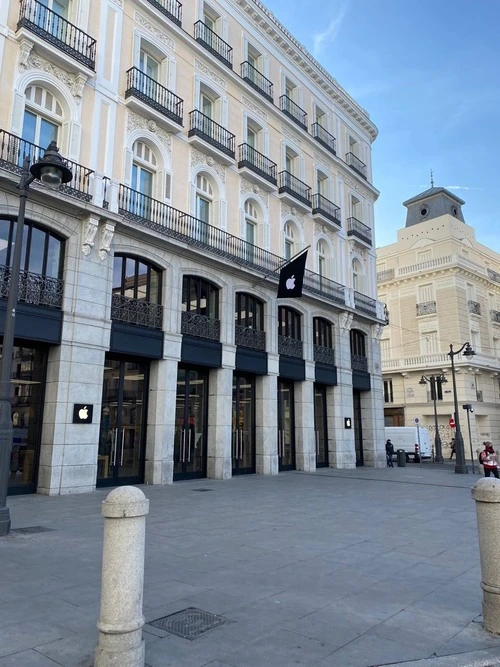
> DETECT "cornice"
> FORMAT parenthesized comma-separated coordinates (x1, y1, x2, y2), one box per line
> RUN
(379, 264, 500, 290)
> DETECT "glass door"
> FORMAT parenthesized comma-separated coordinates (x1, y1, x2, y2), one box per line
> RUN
(97, 358, 148, 486)
(174, 367, 208, 481)
(232, 374, 255, 475)
(278, 379, 295, 471)
(314, 384, 329, 468)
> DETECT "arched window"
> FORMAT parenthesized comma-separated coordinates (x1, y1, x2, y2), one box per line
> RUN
(284, 222, 295, 260)
(313, 317, 335, 365)
(181, 275, 220, 341)
(235, 292, 265, 350)
(244, 200, 258, 246)
(112, 254, 162, 328)
(22, 85, 63, 151)
(130, 141, 157, 219)
(350, 329, 367, 371)
(278, 306, 302, 358)
(196, 174, 214, 224)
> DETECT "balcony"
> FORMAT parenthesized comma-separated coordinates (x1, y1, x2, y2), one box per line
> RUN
(17, 0, 96, 72)
(237, 143, 276, 189)
(347, 217, 372, 246)
(351, 354, 368, 372)
(144, 0, 182, 27)
(278, 171, 311, 210)
(181, 311, 220, 341)
(188, 110, 235, 163)
(468, 300, 481, 315)
(279, 95, 307, 131)
(354, 292, 377, 317)
(125, 67, 183, 132)
(491, 309, 500, 324)
(0, 130, 93, 201)
(194, 21, 232, 69)
(111, 293, 163, 329)
(311, 123, 336, 156)
(0, 265, 63, 309)
(345, 152, 367, 180)
(241, 61, 273, 102)
(377, 268, 395, 283)
(416, 301, 437, 316)
(314, 345, 335, 366)
(312, 194, 341, 228)
(278, 335, 303, 359)
(303, 271, 345, 305)
(235, 324, 266, 351)
(488, 268, 500, 284)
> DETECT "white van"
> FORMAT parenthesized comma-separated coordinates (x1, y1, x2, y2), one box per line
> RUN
(384, 426, 432, 462)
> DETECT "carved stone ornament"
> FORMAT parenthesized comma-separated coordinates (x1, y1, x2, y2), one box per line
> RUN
(372, 324, 384, 341)
(127, 111, 172, 153)
(312, 151, 331, 171)
(340, 311, 354, 332)
(240, 178, 268, 207)
(241, 95, 267, 120)
(82, 217, 99, 256)
(281, 202, 303, 224)
(135, 12, 175, 51)
(195, 59, 226, 89)
(24, 53, 85, 99)
(191, 148, 226, 183)
(98, 223, 115, 261)
(280, 125, 302, 147)
(18, 39, 34, 69)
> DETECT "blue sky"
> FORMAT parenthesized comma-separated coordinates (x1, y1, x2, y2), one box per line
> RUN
(261, 0, 500, 251)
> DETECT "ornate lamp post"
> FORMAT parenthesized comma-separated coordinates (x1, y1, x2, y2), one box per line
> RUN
(0, 142, 72, 537)
(419, 374, 447, 463)
(448, 342, 476, 474)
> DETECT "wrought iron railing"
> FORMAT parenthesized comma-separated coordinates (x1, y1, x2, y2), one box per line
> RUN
(125, 68, 183, 126)
(279, 95, 307, 130)
(488, 268, 500, 284)
(351, 353, 368, 372)
(240, 61, 273, 102)
(312, 194, 341, 226)
(188, 110, 235, 158)
(416, 301, 437, 316)
(111, 293, 163, 329)
(18, 0, 96, 70)
(181, 311, 220, 341)
(377, 269, 395, 282)
(354, 291, 377, 317)
(314, 345, 335, 366)
(194, 20, 232, 69)
(145, 0, 182, 26)
(304, 270, 345, 304)
(347, 217, 372, 245)
(278, 335, 303, 358)
(238, 144, 277, 186)
(0, 265, 63, 309)
(491, 309, 500, 323)
(278, 171, 311, 207)
(468, 300, 481, 315)
(311, 123, 336, 155)
(235, 324, 266, 351)
(345, 152, 367, 179)
(0, 130, 93, 201)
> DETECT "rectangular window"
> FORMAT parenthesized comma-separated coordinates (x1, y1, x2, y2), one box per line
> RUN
(417, 250, 432, 263)
(383, 380, 393, 403)
(315, 106, 326, 127)
(418, 283, 434, 303)
(316, 170, 328, 196)
(380, 338, 390, 358)
(421, 330, 438, 355)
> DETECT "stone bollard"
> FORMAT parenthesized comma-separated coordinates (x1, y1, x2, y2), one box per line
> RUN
(472, 478, 500, 634)
(95, 486, 149, 667)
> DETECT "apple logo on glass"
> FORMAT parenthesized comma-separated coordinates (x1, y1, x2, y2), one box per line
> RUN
(79, 406, 89, 420)
(286, 275, 295, 290)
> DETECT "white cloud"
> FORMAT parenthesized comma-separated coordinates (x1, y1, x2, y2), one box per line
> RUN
(312, 7, 347, 57)
(445, 185, 485, 191)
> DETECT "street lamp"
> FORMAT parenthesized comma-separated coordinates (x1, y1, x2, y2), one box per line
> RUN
(419, 374, 447, 463)
(448, 342, 476, 474)
(0, 142, 72, 537)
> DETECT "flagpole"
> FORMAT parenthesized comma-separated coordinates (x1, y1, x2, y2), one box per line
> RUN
(251, 245, 310, 288)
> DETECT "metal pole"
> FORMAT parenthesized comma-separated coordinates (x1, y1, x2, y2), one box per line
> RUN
(450, 345, 468, 474)
(466, 407, 475, 475)
(417, 422, 422, 469)
(432, 377, 444, 463)
(0, 158, 34, 536)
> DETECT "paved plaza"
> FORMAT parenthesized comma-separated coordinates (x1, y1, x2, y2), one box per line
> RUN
(2, 465, 500, 666)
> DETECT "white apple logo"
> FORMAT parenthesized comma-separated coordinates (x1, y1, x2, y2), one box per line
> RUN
(286, 275, 295, 290)
(79, 406, 89, 420)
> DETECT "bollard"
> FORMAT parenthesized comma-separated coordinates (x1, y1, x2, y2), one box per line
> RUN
(95, 486, 149, 667)
(471, 478, 500, 634)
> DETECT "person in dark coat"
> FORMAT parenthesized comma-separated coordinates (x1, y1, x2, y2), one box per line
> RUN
(385, 439, 394, 467)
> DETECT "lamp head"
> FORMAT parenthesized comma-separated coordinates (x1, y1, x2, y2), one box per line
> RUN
(440, 375, 448, 384)
(463, 342, 476, 358)
(419, 376, 427, 385)
(29, 141, 73, 190)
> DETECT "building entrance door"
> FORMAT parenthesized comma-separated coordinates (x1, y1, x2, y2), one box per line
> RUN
(278, 379, 295, 471)
(314, 384, 329, 467)
(174, 367, 208, 481)
(232, 374, 255, 475)
(97, 358, 148, 486)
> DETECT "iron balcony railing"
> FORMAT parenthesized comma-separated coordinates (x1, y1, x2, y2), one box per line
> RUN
(468, 300, 481, 315)
(18, 0, 96, 70)
(279, 95, 307, 131)
(347, 217, 372, 245)
(118, 185, 348, 313)
(240, 61, 273, 102)
(235, 324, 266, 351)
(311, 123, 336, 155)
(345, 152, 367, 179)
(491, 309, 500, 323)
(194, 20, 232, 69)
(278, 335, 303, 359)
(0, 130, 93, 201)
(377, 269, 395, 283)
(314, 345, 335, 366)
(0, 265, 63, 309)
(238, 144, 277, 186)
(188, 110, 235, 158)
(278, 171, 311, 208)
(111, 293, 163, 329)
(312, 194, 341, 227)
(181, 311, 220, 341)
(354, 291, 377, 317)
(416, 301, 437, 316)
(145, 0, 182, 26)
(351, 353, 368, 372)
(125, 68, 183, 126)
(488, 268, 500, 284)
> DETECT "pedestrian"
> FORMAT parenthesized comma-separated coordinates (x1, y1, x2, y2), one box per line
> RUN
(385, 439, 394, 468)
(479, 442, 500, 479)
(449, 437, 456, 460)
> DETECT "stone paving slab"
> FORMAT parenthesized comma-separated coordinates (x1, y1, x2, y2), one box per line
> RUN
(1, 465, 500, 666)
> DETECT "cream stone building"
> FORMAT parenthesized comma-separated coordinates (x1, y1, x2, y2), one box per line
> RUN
(0, 0, 386, 496)
(378, 186, 500, 457)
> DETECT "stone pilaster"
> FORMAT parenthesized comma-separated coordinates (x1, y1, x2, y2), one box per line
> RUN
(256, 356, 278, 475)
(329, 325, 356, 468)
(295, 366, 315, 471)
(207, 365, 233, 479)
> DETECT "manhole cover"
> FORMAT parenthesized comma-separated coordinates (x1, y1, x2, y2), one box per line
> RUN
(10, 526, 55, 534)
(149, 607, 228, 640)
(192, 488, 212, 492)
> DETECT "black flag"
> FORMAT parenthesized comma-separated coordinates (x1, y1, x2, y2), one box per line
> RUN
(277, 250, 308, 298)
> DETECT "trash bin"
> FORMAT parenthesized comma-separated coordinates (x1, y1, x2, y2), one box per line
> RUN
(397, 449, 407, 467)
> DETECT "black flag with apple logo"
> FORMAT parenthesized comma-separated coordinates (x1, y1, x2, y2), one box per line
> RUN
(277, 249, 308, 298)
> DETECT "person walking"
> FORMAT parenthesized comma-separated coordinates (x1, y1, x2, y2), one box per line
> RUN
(449, 437, 456, 460)
(385, 439, 394, 468)
(479, 442, 500, 479)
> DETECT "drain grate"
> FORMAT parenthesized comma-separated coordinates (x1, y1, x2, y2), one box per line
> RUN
(149, 607, 228, 640)
(192, 488, 212, 492)
(10, 525, 55, 535)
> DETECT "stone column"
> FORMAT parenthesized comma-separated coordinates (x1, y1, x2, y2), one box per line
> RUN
(256, 360, 278, 475)
(207, 365, 233, 479)
(95, 486, 149, 667)
(295, 369, 315, 472)
(471, 478, 500, 634)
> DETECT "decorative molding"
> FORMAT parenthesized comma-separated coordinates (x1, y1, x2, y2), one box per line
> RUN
(71, 73, 88, 99)
(340, 311, 354, 332)
(99, 222, 115, 261)
(281, 202, 304, 224)
(240, 179, 269, 207)
(312, 151, 331, 171)
(81, 216, 99, 256)
(135, 12, 175, 50)
(18, 39, 34, 69)
(127, 111, 172, 153)
(195, 58, 226, 89)
(280, 125, 302, 147)
(372, 324, 384, 341)
(241, 95, 267, 120)
(191, 148, 226, 183)
(22, 53, 88, 99)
